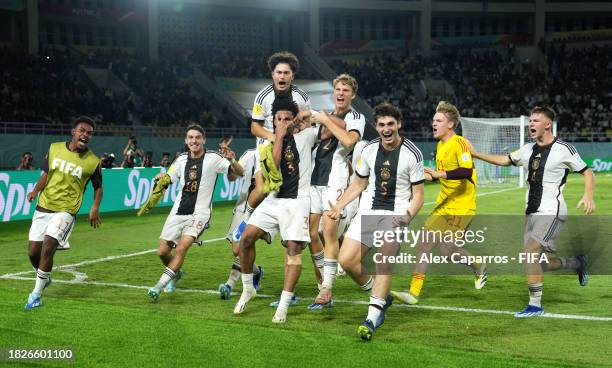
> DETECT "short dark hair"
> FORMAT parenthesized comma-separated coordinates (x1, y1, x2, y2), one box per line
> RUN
(531, 106, 556, 122)
(374, 102, 402, 123)
(73, 115, 95, 129)
(162, 152, 170, 157)
(186, 123, 205, 137)
(23, 151, 33, 157)
(267, 51, 299, 74)
(271, 97, 299, 119)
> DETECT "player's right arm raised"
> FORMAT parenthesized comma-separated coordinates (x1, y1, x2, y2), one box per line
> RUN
(470, 145, 513, 166)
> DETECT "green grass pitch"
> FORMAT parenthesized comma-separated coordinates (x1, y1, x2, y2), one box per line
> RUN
(1, 174, 611, 368)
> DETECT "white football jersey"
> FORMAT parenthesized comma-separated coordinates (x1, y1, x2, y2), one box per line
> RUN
(355, 137, 425, 213)
(167, 150, 230, 217)
(350, 140, 368, 182)
(251, 84, 311, 145)
(233, 148, 257, 212)
(311, 109, 366, 188)
(509, 138, 587, 217)
(271, 126, 320, 199)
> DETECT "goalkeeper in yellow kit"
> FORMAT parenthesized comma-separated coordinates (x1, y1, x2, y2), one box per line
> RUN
(392, 101, 487, 305)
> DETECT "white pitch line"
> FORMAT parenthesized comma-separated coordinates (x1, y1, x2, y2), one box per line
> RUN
(0, 237, 227, 278)
(2, 275, 610, 322)
(423, 186, 520, 206)
(0, 183, 554, 278)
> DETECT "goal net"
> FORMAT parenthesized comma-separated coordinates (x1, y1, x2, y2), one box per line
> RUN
(460, 116, 556, 187)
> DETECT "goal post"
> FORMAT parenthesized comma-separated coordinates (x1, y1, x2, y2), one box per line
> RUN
(460, 116, 556, 187)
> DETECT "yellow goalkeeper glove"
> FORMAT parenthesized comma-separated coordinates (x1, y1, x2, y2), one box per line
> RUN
(137, 174, 172, 216)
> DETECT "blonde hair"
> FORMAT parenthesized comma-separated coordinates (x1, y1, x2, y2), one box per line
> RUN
(333, 73, 358, 94)
(436, 101, 461, 129)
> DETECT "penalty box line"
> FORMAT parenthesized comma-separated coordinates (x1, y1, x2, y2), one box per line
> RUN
(2, 275, 611, 322)
(0, 236, 228, 278)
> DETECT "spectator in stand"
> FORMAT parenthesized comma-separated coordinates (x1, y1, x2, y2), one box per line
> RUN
(160, 152, 171, 168)
(143, 151, 153, 168)
(101, 153, 116, 169)
(122, 136, 143, 168)
(16, 152, 35, 171)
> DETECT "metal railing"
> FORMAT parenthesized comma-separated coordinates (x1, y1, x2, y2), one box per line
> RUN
(0, 121, 253, 138)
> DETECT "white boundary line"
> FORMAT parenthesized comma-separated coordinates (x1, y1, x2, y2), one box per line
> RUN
(2, 275, 610, 321)
(3, 181, 608, 322)
(0, 184, 540, 278)
(423, 186, 520, 206)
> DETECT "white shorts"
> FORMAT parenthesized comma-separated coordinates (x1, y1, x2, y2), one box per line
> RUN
(226, 208, 246, 243)
(339, 197, 360, 236)
(29, 210, 75, 248)
(253, 139, 271, 174)
(524, 215, 565, 252)
(248, 196, 310, 244)
(310, 185, 346, 214)
(344, 208, 405, 248)
(160, 214, 210, 244)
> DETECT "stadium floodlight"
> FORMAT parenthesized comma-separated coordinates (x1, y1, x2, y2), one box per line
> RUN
(461, 116, 556, 188)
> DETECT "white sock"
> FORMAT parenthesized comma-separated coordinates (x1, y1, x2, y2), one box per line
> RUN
(277, 290, 294, 313)
(312, 251, 324, 272)
(366, 295, 386, 325)
(226, 269, 241, 289)
(33, 269, 50, 295)
(242, 273, 254, 293)
(360, 276, 374, 292)
(154, 267, 176, 290)
(322, 258, 337, 289)
(244, 204, 255, 222)
(528, 283, 543, 307)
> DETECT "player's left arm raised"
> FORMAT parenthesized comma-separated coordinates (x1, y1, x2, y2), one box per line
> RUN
(89, 163, 103, 228)
(577, 168, 595, 214)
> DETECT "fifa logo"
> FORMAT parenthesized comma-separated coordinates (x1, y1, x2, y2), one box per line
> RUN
(51, 158, 83, 179)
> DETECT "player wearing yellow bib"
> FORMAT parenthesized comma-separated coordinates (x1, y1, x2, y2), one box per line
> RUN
(392, 101, 487, 306)
(25, 116, 103, 310)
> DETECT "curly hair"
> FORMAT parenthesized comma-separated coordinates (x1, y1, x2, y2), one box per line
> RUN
(267, 51, 300, 74)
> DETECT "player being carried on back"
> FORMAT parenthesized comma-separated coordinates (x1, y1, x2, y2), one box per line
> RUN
(392, 101, 487, 306)
(470, 106, 595, 318)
